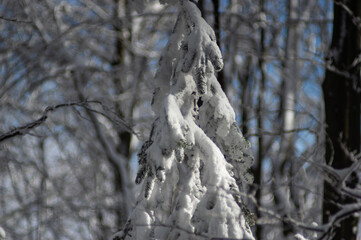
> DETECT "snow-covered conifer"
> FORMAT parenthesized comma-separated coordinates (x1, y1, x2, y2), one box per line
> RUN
(113, 1, 255, 239)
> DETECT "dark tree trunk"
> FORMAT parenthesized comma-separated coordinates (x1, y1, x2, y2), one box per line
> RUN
(111, 0, 133, 227)
(212, 0, 226, 91)
(254, 0, 266, 239)
(322, 1, 361, 239)
(197, 0, 204, 17)
(239, 56, 252, 137)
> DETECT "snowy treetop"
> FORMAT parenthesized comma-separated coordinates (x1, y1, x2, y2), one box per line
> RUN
(114, 1, 255, 239)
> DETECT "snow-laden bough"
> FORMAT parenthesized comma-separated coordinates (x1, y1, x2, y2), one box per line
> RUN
(113, 1, 255, 239)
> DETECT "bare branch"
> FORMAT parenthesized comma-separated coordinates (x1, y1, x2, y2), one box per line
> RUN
(0, 15, 32, 24)
(0, 100, 99, 142)
(245, 127, 317, 137)
(334, 0, 361, 29)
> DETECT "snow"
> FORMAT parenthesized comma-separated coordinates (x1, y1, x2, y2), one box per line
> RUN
(113, 1, 255, 239)
(295, 233, 309, 240)
(357, 216, 361, 240)
(0, 226, 5, 240)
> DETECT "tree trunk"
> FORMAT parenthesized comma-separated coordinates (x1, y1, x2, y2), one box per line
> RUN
(281, 0, 298, 174)
(212, 0, 226, 91)
(277, 0, 300, 236)
(110, 0, 133, 227)
(254, 1, 266, 239)
(239, 56, 252, 137)
(322, 1, 361, 239)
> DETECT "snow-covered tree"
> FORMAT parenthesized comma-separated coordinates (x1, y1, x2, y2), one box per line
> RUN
(113, 1, 255, 239)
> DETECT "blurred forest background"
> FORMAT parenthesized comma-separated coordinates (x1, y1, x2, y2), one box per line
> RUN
(0, 0, 360, 239)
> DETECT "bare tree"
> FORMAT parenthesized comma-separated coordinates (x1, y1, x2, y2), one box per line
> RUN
(322, 0, 361, 239)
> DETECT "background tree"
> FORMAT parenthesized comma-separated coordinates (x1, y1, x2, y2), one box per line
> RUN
(322, 0, 361, 239)
(0, 0, 168, 239)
